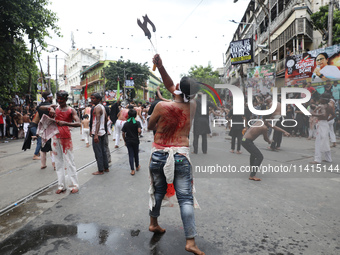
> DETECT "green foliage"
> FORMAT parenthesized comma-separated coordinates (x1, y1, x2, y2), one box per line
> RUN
(311, 5, 340, 45)
(0, 0, 60, 105)
(183, 64, 221, 85)
(182, 64, 222, 104)
(104, 60, 150, 99)
(159, 85, 173, 100)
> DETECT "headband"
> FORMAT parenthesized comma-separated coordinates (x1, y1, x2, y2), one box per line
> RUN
(173, 83, 196, 102)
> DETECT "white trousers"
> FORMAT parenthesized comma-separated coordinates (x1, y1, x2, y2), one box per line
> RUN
(328, 119, 336, 143)
(83, 128, 90, 144)
(314, 121, 332, 163)
(115, 120, 126, 146)
(52, 137, 79, 190)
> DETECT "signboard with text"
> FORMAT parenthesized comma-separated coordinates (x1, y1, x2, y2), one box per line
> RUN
(230, 38, 253, 65)
(285, 44, 340, 86)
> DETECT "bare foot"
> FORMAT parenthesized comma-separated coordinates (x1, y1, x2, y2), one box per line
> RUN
(32, 155, 40, 160)
(309, 161, 321, 164)
(114, 145, 119, 148)
(249, 177, 261, 181)
(92, 171, 104, 175)
(236, 151, 242, 154)
(230, 150, 234, 153)
(104, 169, 110, 172)
(130, 170, 135, 176)
(136, 165, 141, 171)
(41, 165, 47, 169)
(55, 189, 66, 194)
(149, 216, 166, 234)
(71, 188, 79, 194)
(185, 239, 205, 255)
(86, 143, 90, 147)
(149, 225, 166, 234)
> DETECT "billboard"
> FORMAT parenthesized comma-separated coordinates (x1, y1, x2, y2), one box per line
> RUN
(104, 90, 123, 101)
(230, 38, 253, 65)
(246, 63, 276, 95)
(285, 44, 340, 86)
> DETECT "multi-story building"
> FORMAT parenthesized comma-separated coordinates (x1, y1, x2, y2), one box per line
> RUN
(225, 0, 326, 86)
(58, 48, 103, 104)
(79, 60, 115, 98)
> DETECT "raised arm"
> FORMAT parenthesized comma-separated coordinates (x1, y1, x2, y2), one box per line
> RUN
(153, 54, 176, 95)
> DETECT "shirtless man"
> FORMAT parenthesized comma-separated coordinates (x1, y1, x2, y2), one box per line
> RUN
(134, 102, 144, 137)
(149, 54, 204, 255)
(46, 91, 81, 194)
(310, 93, 335, 163)
(81, 114, 90, 147)
(115, 105, 129, 148)
(242, 117, 290, 181)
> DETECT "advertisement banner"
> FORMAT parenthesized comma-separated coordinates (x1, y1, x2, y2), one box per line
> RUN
(246, 63, 276, 95)
(230, 38, 253, 65)
(285, 44, 340, 86)
(104, 90, 123, 101)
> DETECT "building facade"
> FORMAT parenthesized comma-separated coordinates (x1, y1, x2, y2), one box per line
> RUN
(225, 0, 326, 86)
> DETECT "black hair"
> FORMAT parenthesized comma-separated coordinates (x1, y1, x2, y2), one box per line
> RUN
(128, 105, 134, 110)
(128, 109, 137, 118)
(83, 114, 89, 119)
(179, 77, 199, 100)
(316, 52, 329, 60)
(42, 91, 52, 100)
(56, 90, 68, 99)
(91, 93, 102, 100)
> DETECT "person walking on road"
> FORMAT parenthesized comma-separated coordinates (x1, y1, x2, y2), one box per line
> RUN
(310, 93, 335, 164)
(122, 109, 141, 176)
(81, 114, 90, 147)
(149, 54, 204, 255)
(46, 91, 81, 194)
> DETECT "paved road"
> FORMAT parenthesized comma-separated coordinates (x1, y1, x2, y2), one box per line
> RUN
(0, 126, 339, 254)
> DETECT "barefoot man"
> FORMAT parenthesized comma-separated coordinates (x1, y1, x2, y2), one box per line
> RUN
(242, 117, 290, 181)
(310, 93, 334, 163)
(149, 54, 204, 255)
(114, 105, 129, 148)
(46, 91, 81, 194)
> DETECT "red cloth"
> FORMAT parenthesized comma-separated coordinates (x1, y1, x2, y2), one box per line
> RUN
(84, 78, 88, 100)
(55, 107, 73, 139)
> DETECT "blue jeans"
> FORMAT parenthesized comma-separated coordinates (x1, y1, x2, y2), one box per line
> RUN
(30, 125, 41, 155)
(149, 151, 197, 239)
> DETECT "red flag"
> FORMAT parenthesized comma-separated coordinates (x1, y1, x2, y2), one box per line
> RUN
(85, 78, 88, 100)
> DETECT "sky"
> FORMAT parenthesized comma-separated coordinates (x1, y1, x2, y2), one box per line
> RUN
(39, 0, 250, 81)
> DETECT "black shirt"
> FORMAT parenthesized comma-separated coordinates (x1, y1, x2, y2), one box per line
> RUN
(122, 120, 141, 144)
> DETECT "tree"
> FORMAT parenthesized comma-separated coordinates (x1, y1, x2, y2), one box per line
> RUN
(182, 64, 222, 105)
(311, 5, 340, 46)
(0, 0, 60, 105)
(183, 64, 220, 85)
(104, 59, 150, 99)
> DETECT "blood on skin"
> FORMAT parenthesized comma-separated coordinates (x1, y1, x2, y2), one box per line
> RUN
(158, 106, 187, 144)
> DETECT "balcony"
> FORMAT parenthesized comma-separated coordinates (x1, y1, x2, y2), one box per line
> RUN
(80, 74, 103, 87)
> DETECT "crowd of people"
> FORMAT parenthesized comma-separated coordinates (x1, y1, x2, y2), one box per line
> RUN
(1, 53, 340, 255)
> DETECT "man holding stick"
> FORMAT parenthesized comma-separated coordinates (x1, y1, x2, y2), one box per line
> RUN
(148, 54, 204, 255)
